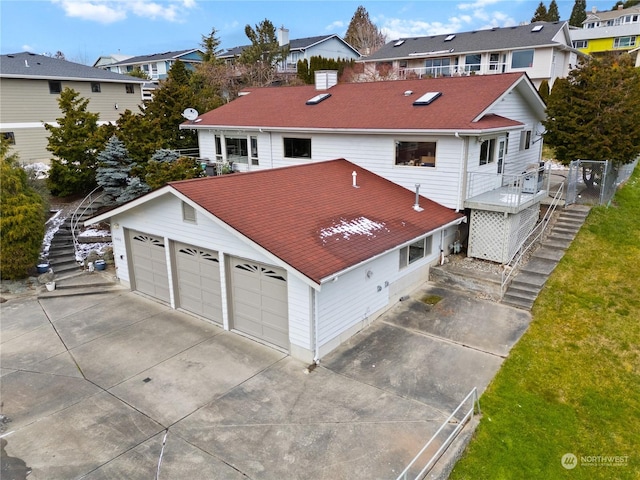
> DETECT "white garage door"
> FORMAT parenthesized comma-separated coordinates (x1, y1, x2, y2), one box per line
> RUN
(175, 242, 222, 324)
(129, 230, 170, 303)
(230, 258, 289, 349)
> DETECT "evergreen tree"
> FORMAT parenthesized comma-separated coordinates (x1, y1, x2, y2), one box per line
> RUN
(543, 55, 640, 168)
(239, 19, 288, 86)
(144, 149, 204, 190)
(532, 2, 548, 22)
(344, 5, 386, 55)
(0, 139, 46, 279)
(95, 135, 136, 205)
(45, 88, 103, 197)
(547, 0, 560, 21)
(142, 61, 198, 151)
(200, 27, 224, 64)
(538, 79, 550, 104)
(569, 0, 587, 27)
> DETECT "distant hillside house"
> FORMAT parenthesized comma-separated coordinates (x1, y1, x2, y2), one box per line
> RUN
(96, 49, 204, 81)
(0, 52, 145, 165)
(219, 26, 361, 73)
(570, 5, 640, 62)
(359, 21, 581, 88)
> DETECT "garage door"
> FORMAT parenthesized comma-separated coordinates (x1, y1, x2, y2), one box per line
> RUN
(230, 258, 289, 349)
(129, 231, 170, 303)
(175, 243, 222, 324)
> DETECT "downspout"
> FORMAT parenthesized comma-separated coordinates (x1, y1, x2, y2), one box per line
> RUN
(306, 287, 320, 373)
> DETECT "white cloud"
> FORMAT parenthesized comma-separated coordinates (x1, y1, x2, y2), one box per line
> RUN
(325, 20, 345, 32)
(22, 44, 35, 52)
(50, 0, 196, 24)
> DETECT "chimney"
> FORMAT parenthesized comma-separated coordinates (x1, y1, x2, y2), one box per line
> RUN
(278, 26, 289, 47)
(618, 4, 623, 9)
(315, 70, 338, 90)
(591, 6, 597, 13)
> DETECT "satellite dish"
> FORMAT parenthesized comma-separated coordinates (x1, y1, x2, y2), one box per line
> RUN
(182, 108, 199, 121)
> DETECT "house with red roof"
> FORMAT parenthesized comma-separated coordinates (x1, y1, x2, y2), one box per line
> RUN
(87, 159, 465, 361)
(181, 71, 548, 264)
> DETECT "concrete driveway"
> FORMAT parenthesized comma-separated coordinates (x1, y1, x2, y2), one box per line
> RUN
(0, 281, 530, 479)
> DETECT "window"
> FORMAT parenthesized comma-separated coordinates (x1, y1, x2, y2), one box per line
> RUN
(226, 137, 248, 163)
(511, 49, 534, 69)
(49, 81, 62, 94)
(465, 54, 481, 72)
(215, 135, 223, 161)
(489, 53, 500, 70)
(2, 132, 15, 145)
(399, 236, 433, 269)
(425, 58, 451, 76)
(395, 141, 436, 167)
(250, 136, 259, 166)
(182, 201, 196, 223)
(614, 36, 636, 48)
(91, 82, 101, 93)
(573, 40, 588, 49)
(479, 138, 496, 165)
(284, 137, 311, 158)
(125, 84, 135, 94)
(520, 130, 532, 151)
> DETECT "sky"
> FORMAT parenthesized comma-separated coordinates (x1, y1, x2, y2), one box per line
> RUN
(0, 0, 619, 65)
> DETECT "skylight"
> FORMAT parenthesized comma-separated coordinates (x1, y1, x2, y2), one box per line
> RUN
(444, 34, 456, 41)
(306, 93, 331, 105)
(531, 25, 544, 32)
(394, 39, 406, 47)
(413, 91, 442, 106)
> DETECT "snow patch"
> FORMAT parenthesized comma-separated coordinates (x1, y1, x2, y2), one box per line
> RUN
(320, 217, 387, 243)
(79, 228, 111, 237)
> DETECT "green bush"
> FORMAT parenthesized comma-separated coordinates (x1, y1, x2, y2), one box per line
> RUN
(0, 142, 46, 279)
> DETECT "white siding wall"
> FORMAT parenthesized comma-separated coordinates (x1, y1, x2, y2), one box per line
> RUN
(195, 130, 465, 209)
(306, 38, 360, 60)
(316, 232, 442, 356)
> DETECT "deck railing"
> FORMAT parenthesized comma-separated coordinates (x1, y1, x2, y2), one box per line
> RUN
(465, 166, 546, 209)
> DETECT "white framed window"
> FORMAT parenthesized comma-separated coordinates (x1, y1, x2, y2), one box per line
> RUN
(284, 137, 311, 158)
(250, 136, 259, 166)
(614, 36, 636, 48)
(399, 236, 433, 269)
(511, 49, 534, 69)
(479, 138, 496, 165)
(519, 130, 532, 151)
(49, 81, 62, 94)
(395, 141, 436, 167)
(91, 82, 101, 93)
(573, 40, 588, 49)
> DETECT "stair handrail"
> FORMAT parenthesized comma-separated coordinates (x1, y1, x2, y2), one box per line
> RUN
(70, 187, 105, 264)
(501, 182, 564, 294)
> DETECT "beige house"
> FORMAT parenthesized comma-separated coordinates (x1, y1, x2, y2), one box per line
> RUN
(0, 52, 145, 165)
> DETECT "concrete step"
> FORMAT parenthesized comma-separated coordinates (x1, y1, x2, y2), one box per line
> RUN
(532, 247, 565, 262)
(78, 236, 112, 243)
(551, 226, 578, 235)
(505, 282, 540, 297)
(51, 262, 82, 275)
(510, 271, 548, 288)
(38, 284, 124, 299)
(559, 211, 589, 221)
(520, 257, 557, 276)
(501, 293, 534, 310)
(542, 238, 571, 250)
(547, 232, 576, 242)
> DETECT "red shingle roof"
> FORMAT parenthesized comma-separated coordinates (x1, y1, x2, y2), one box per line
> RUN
(171, 159, 464, 284)
(192, 73, 526, 131)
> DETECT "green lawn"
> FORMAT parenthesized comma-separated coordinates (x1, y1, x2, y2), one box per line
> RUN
(449, 167, 640, 480)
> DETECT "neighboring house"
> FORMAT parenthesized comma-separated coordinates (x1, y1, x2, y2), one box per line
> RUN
(181, 71, 548, 265)
(219, 26, 361, 73)
(358, 21, 580, 88)
(86, 159, 465, 362)
(0, 52, 145, 164)
(92, 53, 133, 69)
(570, 5, 640, 58)
(97, 49, 204, 81)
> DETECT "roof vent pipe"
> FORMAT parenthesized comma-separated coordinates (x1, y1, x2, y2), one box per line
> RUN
(413, 184, 424, 212)
(352, 171, 359, 188)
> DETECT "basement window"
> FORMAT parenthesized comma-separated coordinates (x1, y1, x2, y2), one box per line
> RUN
(182, 202, 196, 223)
(284, 137, 311, 158)
(399, 236, 433, 269)
(395, 141, 436, 167)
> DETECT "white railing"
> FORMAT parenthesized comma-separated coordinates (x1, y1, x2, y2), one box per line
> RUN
(70, 186, 105, 263)
(396, 388, 481, 480)
(400, 63, 508, 79)
(501, 182, 565, 293)
(466, 166, 546, 208)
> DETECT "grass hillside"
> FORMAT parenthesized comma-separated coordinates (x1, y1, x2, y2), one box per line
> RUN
(450, 167, 640, 479)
